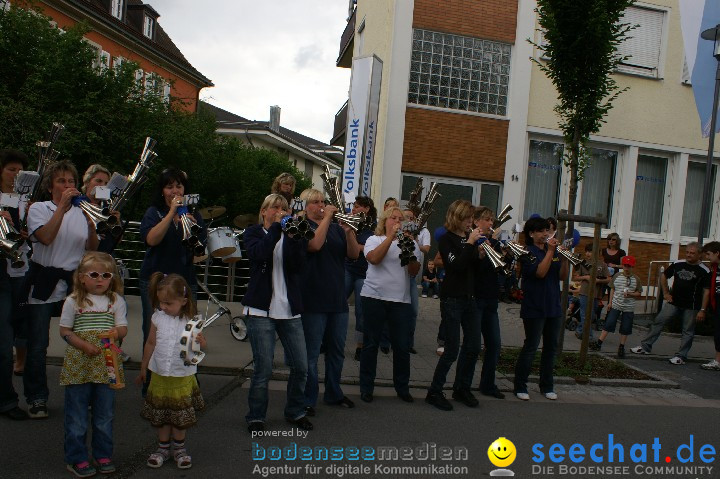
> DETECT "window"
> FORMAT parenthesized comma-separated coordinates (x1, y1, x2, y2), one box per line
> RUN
(617, 6, 665, 78)
(162, 81, 171, 103)
(134, 68, 144, 90)
(143, 15, 154, 39)
(523, 140, 563, 220)
(579, 148, 617, 226)
(1, 0, 10, 12)
(304, 161, 313, 179)
(681, 160, 717, 237)
(111, 0, 123, 20)
(408, 29, 512, 116)
(631, 155, 667, 234)
(113, 56, 125, 72)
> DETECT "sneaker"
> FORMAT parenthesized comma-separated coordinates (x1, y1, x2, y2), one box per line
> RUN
(421, 294, 428, 298)
(668, 356, 685, 365)
(28, 400, 48, 419)
(425, 391, 453, 411)
(433, 295, 439, 299)
(436, 346, 444, 356)
(515, 392, 530, 401)
(67, 462, 97, 478)
(617, 344, 625, 359)
(95, 458, 115, 474)
(701, 359, 720, 371)
(630, 346, 650, 355)
(452, 389, 479, 408)
(544, 392, 558, 400)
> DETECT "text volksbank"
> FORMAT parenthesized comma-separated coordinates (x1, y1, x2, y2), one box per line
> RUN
(343, 119, 360, 195)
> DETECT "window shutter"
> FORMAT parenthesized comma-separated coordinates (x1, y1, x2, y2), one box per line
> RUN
(163, 82, 171, 102)
(681, 56, 691, 85)
(144, 73, 154, 93)
(99, 51, 110, 71)
(617, 6, 664, 73)
(113, 56, 124, 71)
(135, 69, 144, 89)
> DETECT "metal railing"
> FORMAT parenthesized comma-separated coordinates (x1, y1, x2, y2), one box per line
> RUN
(336, 7, 356, 66)
(331, 100, 348, 146)
(114, 222, 249, 303)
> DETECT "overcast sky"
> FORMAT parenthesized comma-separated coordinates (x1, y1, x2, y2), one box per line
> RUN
(147, 0, 352, 144)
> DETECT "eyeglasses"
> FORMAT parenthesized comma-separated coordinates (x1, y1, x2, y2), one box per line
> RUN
(85, 271, 114, 280)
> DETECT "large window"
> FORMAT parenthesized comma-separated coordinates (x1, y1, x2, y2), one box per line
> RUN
(111, 0, 124, 20)
(631, 155, 667, 234)
(523, 140, 563, 220)
(681, 160, 717, 237)
(617, 6, 665, 78)
(579, 148, 617, 226)
(143, 15, 154, 39)
(408, 29, 511, 116)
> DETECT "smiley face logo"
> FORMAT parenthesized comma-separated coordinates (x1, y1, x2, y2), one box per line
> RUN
(488, 437, 516, 468)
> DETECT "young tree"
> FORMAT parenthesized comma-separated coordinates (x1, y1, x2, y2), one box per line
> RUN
(532, 0, 635, 354)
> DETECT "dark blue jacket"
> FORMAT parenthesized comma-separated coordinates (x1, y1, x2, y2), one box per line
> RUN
(243, 222, 307, 316)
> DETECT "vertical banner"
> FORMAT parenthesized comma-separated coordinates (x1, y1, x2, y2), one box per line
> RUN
(342, 55, 383, 205)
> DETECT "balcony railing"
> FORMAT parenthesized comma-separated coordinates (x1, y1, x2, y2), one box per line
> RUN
(330, 100, 348, 147)
(114, 221, 249, 303)
(336, 7, 356, 68)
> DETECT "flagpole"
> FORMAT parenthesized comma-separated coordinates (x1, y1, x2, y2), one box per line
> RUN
(698, 25, 720, 246)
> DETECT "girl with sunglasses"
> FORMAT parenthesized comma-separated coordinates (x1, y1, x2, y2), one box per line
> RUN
(58, 252, 127, 477)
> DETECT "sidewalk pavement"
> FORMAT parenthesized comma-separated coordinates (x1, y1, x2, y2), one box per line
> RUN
(42, 293, 718, 393)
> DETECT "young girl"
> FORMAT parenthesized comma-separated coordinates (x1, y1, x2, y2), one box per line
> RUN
(137, 272, 206, 469)
(59, 252, 127, 477)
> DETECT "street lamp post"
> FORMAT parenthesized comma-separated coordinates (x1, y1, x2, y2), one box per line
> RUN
(698, 25, 720, 245)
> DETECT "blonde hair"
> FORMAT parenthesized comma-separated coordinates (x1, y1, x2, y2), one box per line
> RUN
(258, 193, 289, 223)
(71, 252, 123, 309)
(376, 206, 404, 236)
(148, 272, 196, 318)
(473, 206, 494, 222)
(81, 164, 111, 195)
(303, 188, 325, 209)
(271, 173, 296, 194)
(445, 200, 475, 233)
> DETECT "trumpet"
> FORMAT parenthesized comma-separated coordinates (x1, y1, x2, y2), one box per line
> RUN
(415, 182, 441, 229)
(0, 212, 21, 242)
(396, 226, 417, 266)
(405, 178, 424, 217)
(320, 165, 346, 214)
(493, 204, 513, 230)
(71, 196, 118, 234)
(31, 123, 64, 203)
(479, 239, 513, 275)
(280, 216, 315, 240)
(178, 205, 204, 256)
(109, 137, 158, 214)
(545, 232, 588, 268)
(0, 236, 25, 269)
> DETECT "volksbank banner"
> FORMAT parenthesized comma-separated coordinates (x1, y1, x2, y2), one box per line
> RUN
(342, 55, 383, 204)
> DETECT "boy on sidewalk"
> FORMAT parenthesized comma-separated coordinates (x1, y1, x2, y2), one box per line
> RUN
(590, 256, 643, 358)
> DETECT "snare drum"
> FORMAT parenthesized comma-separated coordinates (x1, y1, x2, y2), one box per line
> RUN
(207, 227, 236, 257)
(222, 235, 243, 263)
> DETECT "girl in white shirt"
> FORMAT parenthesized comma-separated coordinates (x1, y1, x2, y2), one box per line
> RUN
(137, 273, 206, 470)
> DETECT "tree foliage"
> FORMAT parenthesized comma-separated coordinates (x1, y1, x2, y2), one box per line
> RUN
(0, 5, 311, 224)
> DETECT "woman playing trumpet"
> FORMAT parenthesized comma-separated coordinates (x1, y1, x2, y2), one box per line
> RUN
(81, 164, 122, 254)
(513, 216, 568, 401)
(138, 168, 206, 364)
(358, 207, 419, 403)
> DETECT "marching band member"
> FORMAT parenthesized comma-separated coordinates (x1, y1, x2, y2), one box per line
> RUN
(243, 194, 312, 433)
(358, 206, 418, 403)
(513, 216, 568, 401)
(300, 189, 360, 416)
(24, 160, 99, 418)
(81, 164, 122, 254)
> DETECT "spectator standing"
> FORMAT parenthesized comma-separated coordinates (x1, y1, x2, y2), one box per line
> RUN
(699, 242, 720, 370)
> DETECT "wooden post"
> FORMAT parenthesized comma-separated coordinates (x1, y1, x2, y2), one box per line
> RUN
(557, 210, 568, 352)
(579, 221, 603, 366)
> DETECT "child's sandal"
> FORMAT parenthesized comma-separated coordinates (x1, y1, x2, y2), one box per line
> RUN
(174, 449, 192, 469)
(146, 448, 170, 468)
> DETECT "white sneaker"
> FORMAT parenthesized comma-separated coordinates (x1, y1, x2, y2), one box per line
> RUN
(436, 346, 444, 356)
(515, 392, 530, 401)
(421, 294, 428, 298)
(544, 392, 558, 400)
(668, 356, 685, 365)
(701, 360, 720, 371)
(433, 295, 439, 299)
(630, 346, 649, 355)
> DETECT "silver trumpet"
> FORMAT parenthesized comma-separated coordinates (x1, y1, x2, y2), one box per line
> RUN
(480, 240, 513, 275)
(396, 228, 417, 266)
(416, 182, 441, 229)
(493, 204, 513, 230)
(507, 240, 536, 264)
(179, 206, 204, 256)
(0, 236, 25, 269)
(320, 165, 346, 214)
(405, 178, 424, 217)
(557, 245, 590, 268)
(109, 137, 158, 214)
(0, 213, 21, 242)
(31, 123, 65, 203)
(281, 216, 315, 240)
(72, 196, 118, 234)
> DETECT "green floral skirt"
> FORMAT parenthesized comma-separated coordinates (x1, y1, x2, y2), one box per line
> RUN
(140, 374, 204, 429)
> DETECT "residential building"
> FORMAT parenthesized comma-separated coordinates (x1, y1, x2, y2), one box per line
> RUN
(333, 0, 720, 285)
(201, 102, 343, 188)
(11, 0, 212, 112)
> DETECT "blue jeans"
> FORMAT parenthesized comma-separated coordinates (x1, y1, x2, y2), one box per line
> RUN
(24, 301, 58, 403)
(640, 302, 697, 359)
(477, 297, 501, 394)
(345, 270, 366, 343)
(603, 308, 634, 336)
(9, 276, 28, 348)
(246, 316, 308, 423)
(576, 294, 599, 338)
(301, 312, 348, 406)
(64, 383, 115, 464)
(0, 275, 19, 412)
(421, 281, 439, 297)
(408, 276, 419, 348)
(359, 297, 412, 395)
(429, 297, 481, 393)
(514, 316, 561, 394)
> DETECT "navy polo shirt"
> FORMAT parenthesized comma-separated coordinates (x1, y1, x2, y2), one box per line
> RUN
(139, 205, 207, 285)
(301, 220, 349, 313)
(520, 244, 562, 319)
(345, 227, 373, 278)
